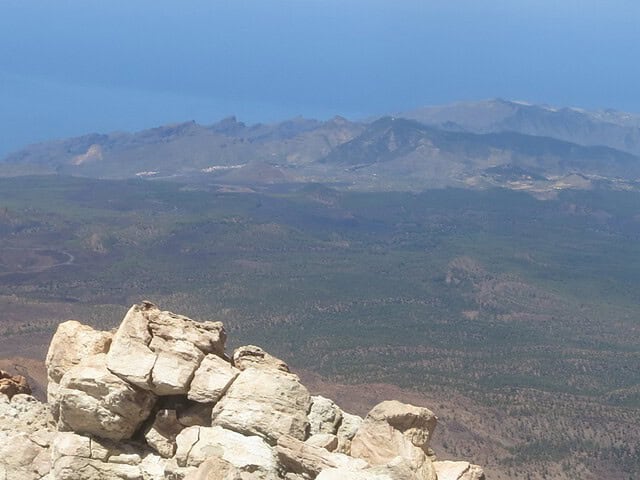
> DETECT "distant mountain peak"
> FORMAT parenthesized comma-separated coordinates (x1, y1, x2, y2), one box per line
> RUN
(400, 99, 640, 156)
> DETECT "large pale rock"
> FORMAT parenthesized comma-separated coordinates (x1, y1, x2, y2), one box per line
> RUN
(46, 321, 113, 384)
(106, 302, 226, 395)
(308, 396, 342, 435)
(45, 320, 113, 383)
(188, 354, 239, 403)
(352, 400, 437, 456)
(45, 320, 112, 413)
(351, 401, 437, 480)
(277, 434, 367, 477)
(211, 368, 311, 444)
(433, 461, 485, 480)
(233, 345, 290, 373)
(150, 336, 205, 396)
(0, 370, 31, 399)
(106, 304, 156, 389)
(57, 354, 156, 440)
(175, 425, 278, 476)
(336, 412, 363, 454)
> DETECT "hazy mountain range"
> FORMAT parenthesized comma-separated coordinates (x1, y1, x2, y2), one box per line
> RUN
(3, 99, 640, 195)
(401, 98, 640, 153)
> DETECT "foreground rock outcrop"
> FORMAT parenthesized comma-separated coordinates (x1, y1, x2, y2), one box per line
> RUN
(106, 301, 226, 395)
(45, 319, 113, 418)
(0, 302, 485, 480)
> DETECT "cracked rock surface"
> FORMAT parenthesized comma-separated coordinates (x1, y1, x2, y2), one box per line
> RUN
(106, 301, 226, 395)
(57, 353, 156, 441)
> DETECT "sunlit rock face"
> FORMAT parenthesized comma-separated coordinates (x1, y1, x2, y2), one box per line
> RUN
(1, 301, 485, 480)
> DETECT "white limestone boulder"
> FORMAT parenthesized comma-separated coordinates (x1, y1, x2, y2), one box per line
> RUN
(211, 367, 311, 444)
(57, 354, 156, 440)
(187, 353, 239, 403)
(336, 412, 363, 454)
(351, 401, 437, 480)
(148, 336, 205, 396)
(45, 320, 112, 414)
(232, 345, 290, 373)
(106, 301, 226, 395)
(308, 395, 343, 435)
(175, 425, 278, 477)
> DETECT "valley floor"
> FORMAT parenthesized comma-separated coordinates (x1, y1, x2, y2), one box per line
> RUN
(0, 177, 638, 478)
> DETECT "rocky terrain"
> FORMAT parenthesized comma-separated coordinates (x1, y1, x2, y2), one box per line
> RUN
(0, 301, 484, 480)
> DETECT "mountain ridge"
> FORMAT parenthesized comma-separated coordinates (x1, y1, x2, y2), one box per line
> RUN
(400, 98, 640, 156)
(2, 101, 640, 195)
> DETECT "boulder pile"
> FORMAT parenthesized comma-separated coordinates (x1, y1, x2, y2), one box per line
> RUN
(0, 301, 485, 480)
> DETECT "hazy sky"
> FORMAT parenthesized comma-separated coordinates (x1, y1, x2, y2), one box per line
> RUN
(1, 0, 639, 155)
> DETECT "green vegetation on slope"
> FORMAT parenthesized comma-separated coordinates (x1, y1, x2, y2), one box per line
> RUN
(0, 175, 638, 477)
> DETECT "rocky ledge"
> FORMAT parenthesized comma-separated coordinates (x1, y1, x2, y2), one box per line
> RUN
(0, 301, 484, 480)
